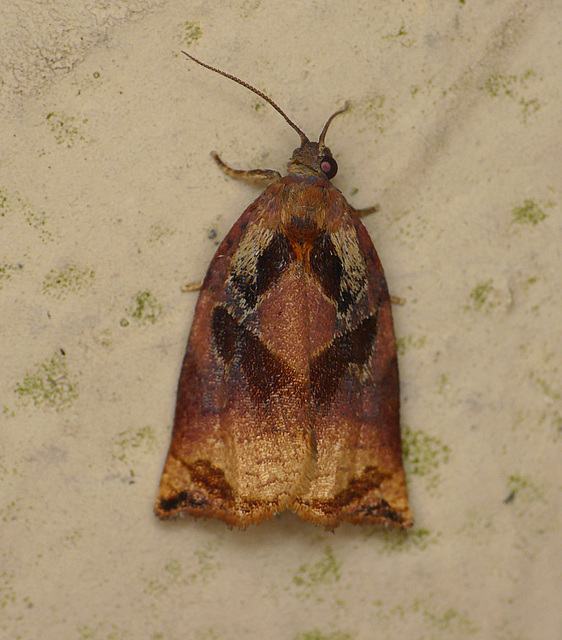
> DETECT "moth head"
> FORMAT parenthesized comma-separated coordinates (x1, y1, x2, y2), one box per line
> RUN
(287, 142, 337, 179)
(287, 102, 348, 180)
(182, 52, 348, 182)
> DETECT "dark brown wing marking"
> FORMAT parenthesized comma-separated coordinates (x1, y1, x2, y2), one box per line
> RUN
(229, 230, 294, 309)
(212, 305, 296, 404)
(309, 233, 345, 308)
(254, 233, 294, 299)
(310, 313, 378, 405)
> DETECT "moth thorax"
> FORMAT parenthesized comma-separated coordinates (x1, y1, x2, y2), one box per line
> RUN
(281, 196, 326, 245)
(282, 216, 323, 263)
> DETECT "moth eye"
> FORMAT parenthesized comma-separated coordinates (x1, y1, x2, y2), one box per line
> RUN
(319, 156, 338, 179)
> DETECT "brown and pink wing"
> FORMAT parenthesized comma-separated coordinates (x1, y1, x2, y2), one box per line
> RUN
(292, 186, 412, 528)
(155, 183, 314, 527)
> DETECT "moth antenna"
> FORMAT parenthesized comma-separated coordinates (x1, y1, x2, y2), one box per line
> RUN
(318, 101, 350, 146)
(182, 51, 309, 144)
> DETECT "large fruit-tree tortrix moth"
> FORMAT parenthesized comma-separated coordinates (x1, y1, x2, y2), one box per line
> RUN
(155, 53, 413, 530)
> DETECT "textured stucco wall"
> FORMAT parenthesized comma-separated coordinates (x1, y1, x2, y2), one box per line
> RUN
(2, 1, 561, 639)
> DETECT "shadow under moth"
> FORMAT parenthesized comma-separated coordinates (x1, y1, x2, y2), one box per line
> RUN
(155, 53, 413, 530)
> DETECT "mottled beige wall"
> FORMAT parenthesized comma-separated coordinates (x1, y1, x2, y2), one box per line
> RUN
(1, 1, 561, 639)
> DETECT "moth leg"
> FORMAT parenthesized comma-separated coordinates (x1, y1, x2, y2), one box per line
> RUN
(350, 203, 380, 217)
(211, 151, 281, 183)
(390, 295, 405, 306)
(181, 279, 203, 293)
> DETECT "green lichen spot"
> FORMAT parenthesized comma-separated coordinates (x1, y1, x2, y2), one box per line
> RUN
(143, 541, 218, 596)
(382, 23, 414, 47)
(192, 541, 219, 579)
(293, 546, 340, 588)
(42, 265, 94, 298)
(113, 425, 155, 462)
(126, 291, 162, 324)
(484, 72, 527, 97)
(483, 70, 540, 120)
(112, 426, 155, 481)
(397, 334, 426, 356)
(0, 569, 16, 610)
(14, 352, 78, 410)
(193, 631, 218, 640)
(164, 559, 182, 580)
(24, 207, 52, 241)
(77, 622, 129, 640)
(397, 213, 430, 240)
(522, 276, 537, 291)
(144, 577, 169, 597)
(361, 93, 388, 133)
(387, 598, 479, 634)
(293, 631, 352, 640)
(506, 474, 545, 504)
(0, 263, 23, 288)
(437, 373, 449, 394)
(180, 21, 202, 46)
(511, 200, 547, 225)
(415, 600, 479, 635)
(466, 279, 494, 311)
(375, 526, 440, 551)
(93, 328, 112, 348)
(63, 529, 83, 547)
(0, 188, 52, 240)
(1, 501, 21, 523)
(530, 370, 561, 401)
(147, 223, 172, 243)
(365, 93, 385, 111)
(402, 425, 450, 489)
(45, 111, 86, 147)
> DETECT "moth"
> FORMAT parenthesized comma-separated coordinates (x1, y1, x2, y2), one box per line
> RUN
(155, 53, 413, 529)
